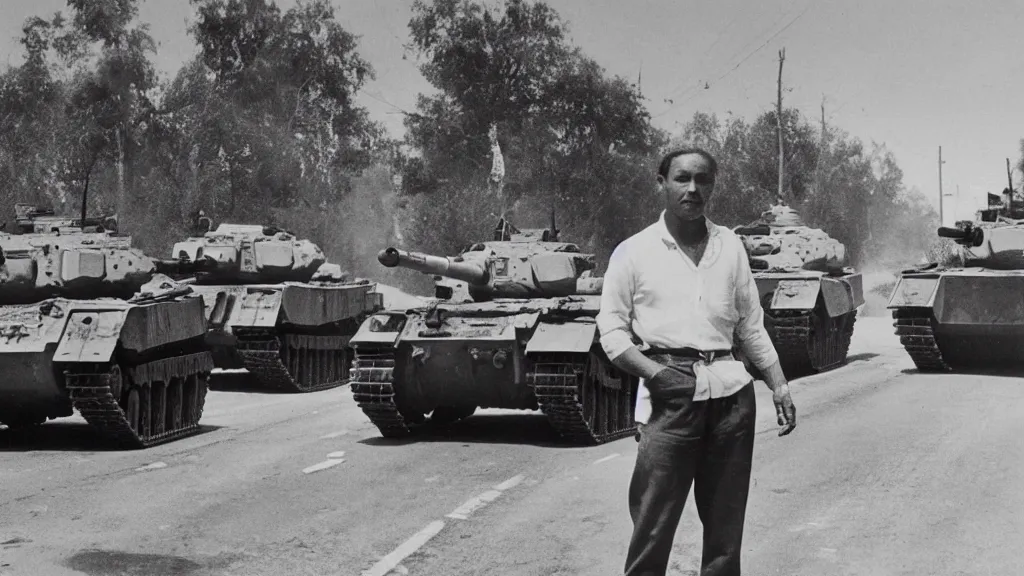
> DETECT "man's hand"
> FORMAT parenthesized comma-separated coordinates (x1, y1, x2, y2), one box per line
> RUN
(773, 383, 796, 436)
(759, 360, 797, 436)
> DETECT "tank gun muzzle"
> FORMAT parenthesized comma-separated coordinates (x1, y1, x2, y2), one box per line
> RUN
(937, 225, 984, 247)
(377, 247, 490, 285)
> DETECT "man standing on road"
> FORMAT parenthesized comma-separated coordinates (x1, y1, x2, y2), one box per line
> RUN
(596, 148, 797, 576)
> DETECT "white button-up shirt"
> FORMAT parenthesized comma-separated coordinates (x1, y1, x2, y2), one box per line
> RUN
(596, 211, 779, 423)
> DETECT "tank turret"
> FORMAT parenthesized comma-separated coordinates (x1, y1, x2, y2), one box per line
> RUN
(376, 231, 603, 302)
(9, 203, 118, 235)
(734, 204, 849, 273)
(170, 223, 331, 285)
(0, 231, 202, 304)
(936, 220, 1024, 269)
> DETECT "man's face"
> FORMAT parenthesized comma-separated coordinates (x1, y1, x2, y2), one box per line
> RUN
(657, 153, 715, 221)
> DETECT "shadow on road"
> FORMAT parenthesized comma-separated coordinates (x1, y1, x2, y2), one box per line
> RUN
(0, 422, 222, 452)
(357, 412, 620, 449)
(845, 352, 880, 364)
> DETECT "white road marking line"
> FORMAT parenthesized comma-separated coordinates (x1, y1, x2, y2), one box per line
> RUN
(327, 451, 346, 459)
(361, 520, 446, 576)
(446, 490, 502, 520)
(134, 462, 167, 472)
(321, 430, 349, 439)
(493, 474, 525, 491)
(302, 459, 345, 474)
(593, 453, 620, 465)
(446, 474, 526, 520)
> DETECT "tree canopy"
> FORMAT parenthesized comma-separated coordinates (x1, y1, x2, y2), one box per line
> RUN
(0, 0, 948, 290)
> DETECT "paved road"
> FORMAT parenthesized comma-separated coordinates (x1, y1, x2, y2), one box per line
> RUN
(1, 316, 1022, 576)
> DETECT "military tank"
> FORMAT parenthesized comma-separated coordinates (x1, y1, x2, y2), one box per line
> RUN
(733, 204, 864, 376)
(7, 202, 118, 235)
(347, 216, 639, 445)
(169, 221, 384, 393)
(888, 217, 1024, 371)
(0, 210, 214, 448)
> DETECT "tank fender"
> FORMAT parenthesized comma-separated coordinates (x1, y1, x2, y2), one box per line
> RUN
(819, 276, 863, 317)
(52, 309, 130, 363)
(886, 276, 939, 309)
(231, 288, 283, 329)
(768, 279, 821, 312)
(350, 312, 408, 347)
(524, 319, 596, 354)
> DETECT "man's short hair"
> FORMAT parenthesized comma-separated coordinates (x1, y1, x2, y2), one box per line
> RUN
(657, 148, 718, 179)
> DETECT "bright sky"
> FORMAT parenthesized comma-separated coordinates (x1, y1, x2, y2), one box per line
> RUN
(3, 0, 1023, 225)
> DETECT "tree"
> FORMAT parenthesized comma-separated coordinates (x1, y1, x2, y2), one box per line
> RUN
(175, 0, 386, 230)
(401, 0, 666, 262)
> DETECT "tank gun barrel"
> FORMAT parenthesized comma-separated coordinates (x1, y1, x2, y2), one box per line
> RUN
(937, 225, 984, 247)
(152, 257, 218, 277)
(377, 247, 489, 285)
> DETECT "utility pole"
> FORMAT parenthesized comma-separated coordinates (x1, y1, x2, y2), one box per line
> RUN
(776, 48, 786, 205)
(938, 146, 945, 225)
(1006, 158, 1014, 216)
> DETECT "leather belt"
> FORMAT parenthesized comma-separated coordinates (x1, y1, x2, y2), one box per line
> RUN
(643, 347, 733, 363)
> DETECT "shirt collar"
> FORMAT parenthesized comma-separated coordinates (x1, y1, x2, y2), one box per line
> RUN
(656, 209, 719, 248)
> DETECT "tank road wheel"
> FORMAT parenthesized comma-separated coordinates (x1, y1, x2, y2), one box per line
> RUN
(64, 351, 214, 449)
(349, 345, 426, 438)
(892, 307, 951, 372)
(235, 333, 354, 393)
(528, 348, 638, 445)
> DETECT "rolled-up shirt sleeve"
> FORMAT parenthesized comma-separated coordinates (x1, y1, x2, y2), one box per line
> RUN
(597, 242, 636, 361)
(733, 243, 779, 370)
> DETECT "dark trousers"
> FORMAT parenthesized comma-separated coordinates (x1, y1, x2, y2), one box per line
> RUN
(624, 354, 756, 576)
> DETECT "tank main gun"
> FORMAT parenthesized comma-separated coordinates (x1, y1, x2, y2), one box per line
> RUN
(378, 247, 490, 286)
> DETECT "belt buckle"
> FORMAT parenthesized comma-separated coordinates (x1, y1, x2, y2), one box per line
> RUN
(698, 350, 713, 363)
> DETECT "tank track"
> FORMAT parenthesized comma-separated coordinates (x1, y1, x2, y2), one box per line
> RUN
(770, 308, 857, 373)
(64, 351, 214, 449)
(891, 308, 951, 372)
(527, 351, 637, 445)
(236, 333, 352, 393)
(348, 345, 413, 438)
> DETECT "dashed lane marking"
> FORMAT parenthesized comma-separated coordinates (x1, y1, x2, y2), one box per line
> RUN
(134, 462, 167, 472)
(321, 430, 350, 439)
(302, 459, 345, 474)
(593, 453, 621, 465)
(362, 474, 526, 575)
(361, 520, 446, 576)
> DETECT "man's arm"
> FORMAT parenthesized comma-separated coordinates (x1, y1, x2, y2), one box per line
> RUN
(733, 244, 796, 435)
(596, 243, 664, 380)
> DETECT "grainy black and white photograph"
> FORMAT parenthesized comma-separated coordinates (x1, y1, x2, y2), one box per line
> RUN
(0, 1, 1021, 575)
